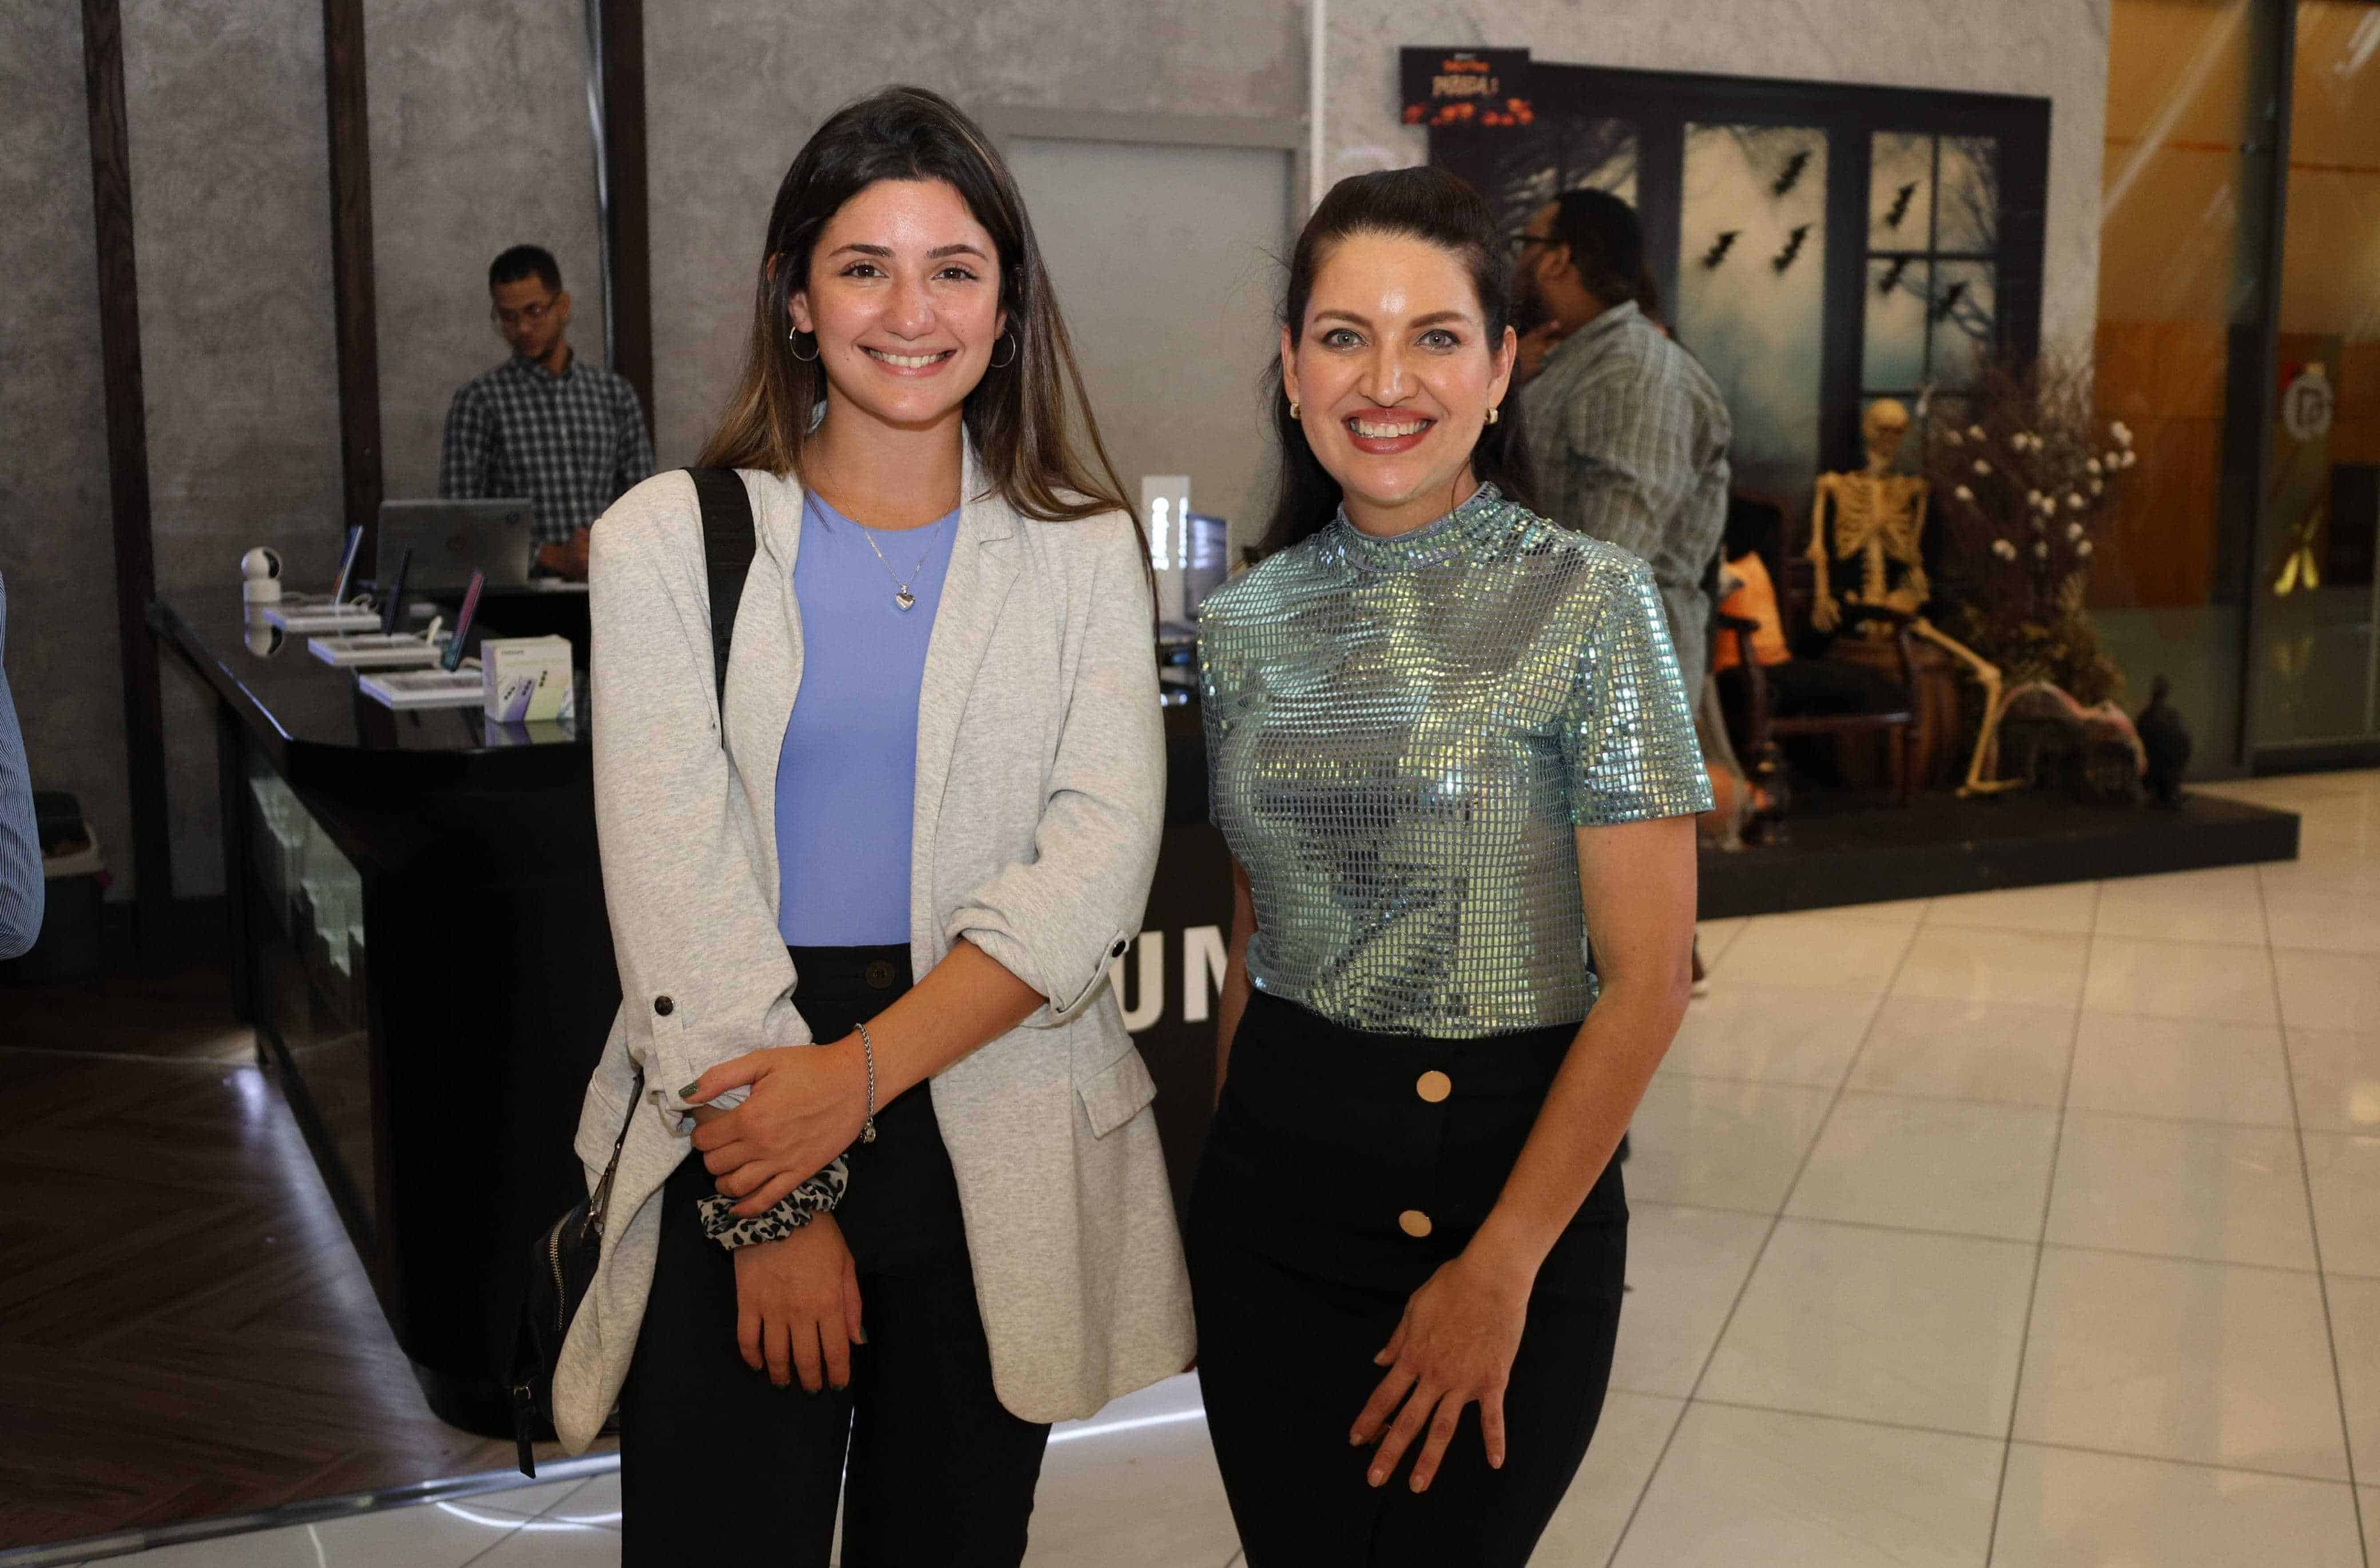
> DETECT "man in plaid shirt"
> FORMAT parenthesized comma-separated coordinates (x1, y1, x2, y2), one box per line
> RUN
(1514, 191, 1731, 701)
(439, 245, 654, 580)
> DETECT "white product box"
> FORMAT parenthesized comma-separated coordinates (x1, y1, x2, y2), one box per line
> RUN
(481, 635, 574, 723)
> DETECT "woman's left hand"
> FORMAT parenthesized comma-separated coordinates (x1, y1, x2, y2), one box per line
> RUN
(1348, 1246, 1534, 1492)
(685, 1040, 868, 1217)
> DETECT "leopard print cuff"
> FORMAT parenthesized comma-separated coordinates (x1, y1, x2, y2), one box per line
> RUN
(696, 1156, 850, 1250)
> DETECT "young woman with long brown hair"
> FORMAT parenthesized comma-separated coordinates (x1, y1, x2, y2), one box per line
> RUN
(549, 86, 1192, 1567)
(1191, 167, 1711, 1565)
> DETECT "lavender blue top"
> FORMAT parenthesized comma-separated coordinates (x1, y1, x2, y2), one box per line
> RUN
(775, 490, 957, 946)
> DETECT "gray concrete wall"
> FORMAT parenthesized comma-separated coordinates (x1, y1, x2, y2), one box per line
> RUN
(0, 9, 127, 896)
(367, 1, 606, 499)
(5, 1, 600, 904)
(641, 0, 1309, 465)
(1327, 0, 2111, 354)
(122, 0, 346, 899)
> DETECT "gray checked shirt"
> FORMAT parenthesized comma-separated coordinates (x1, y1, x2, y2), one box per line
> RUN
(439, 353, 656, 544)
(0, 576, 45, 960)
(1520, 300, 1732, 696)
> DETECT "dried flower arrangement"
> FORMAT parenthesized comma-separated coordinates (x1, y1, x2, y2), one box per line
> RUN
(1923, 356, 2136, 706)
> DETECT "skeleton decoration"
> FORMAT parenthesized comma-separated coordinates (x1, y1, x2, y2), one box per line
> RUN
(1808, 399, 2021, 797)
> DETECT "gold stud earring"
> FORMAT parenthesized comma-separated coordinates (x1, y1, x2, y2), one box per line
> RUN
(1289, 400, 1301, 420)
(1486, 405, 1501, 425)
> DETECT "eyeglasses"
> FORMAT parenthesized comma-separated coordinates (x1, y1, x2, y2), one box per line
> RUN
(492, 298, 559, 329)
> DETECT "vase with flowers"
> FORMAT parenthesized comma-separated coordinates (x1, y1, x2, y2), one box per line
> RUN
(1923, 355, 2135, 706)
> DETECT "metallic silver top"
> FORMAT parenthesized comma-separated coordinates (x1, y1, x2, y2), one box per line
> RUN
(1199, 484, 1712, 1038)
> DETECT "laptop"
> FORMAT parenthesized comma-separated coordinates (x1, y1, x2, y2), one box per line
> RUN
(375, 499, 536, 591)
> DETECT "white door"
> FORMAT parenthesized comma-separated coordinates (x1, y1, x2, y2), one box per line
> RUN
(1003, 137, 1297, 565)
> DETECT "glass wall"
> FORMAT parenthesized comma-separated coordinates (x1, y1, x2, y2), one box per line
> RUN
(2096, 0, 2380, 769)
(2253, 0, 2380, 753)
(2092, 0, 2264, 763)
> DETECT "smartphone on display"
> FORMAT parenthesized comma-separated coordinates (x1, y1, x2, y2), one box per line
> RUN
(329, 524, 364, 605)
(440, 569, 485, 672)
(378, 547, 413, 636)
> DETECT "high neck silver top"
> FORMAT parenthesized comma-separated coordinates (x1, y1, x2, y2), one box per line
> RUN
(1197, 483, 1711, 1038)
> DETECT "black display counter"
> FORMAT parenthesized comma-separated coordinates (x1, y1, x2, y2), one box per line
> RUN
(153, 595, 1231, 1437)
(156, 596, 616, 1435)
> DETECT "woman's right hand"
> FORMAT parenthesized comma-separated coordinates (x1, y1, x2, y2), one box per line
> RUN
(733, 1213, 864, 1392)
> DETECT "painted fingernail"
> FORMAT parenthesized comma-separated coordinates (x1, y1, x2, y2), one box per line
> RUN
(678, 1082, 700, 1099)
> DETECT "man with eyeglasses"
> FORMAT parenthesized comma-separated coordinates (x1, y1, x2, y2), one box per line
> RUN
(1513, 192, 1730, 704)
(439, 244, 654, 580)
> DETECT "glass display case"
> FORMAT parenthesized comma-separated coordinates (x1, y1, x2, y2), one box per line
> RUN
(245, 764, 379, 1245)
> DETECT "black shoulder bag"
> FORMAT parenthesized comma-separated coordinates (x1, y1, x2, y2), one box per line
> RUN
(506, 468, 759, 1476)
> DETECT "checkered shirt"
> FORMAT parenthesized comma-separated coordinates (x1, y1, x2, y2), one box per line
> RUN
(438, 354, 656, 544)
(1520, 299, 1732, 696)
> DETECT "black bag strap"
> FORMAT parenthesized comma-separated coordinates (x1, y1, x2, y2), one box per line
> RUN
(685, 467, 757, 710)
(586, 1067, 645, 1236)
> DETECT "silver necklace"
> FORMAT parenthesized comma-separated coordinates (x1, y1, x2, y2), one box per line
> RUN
(854, 514, 946, 611)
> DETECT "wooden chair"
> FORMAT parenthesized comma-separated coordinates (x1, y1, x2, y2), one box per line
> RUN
(1712, 492, 1921, 827)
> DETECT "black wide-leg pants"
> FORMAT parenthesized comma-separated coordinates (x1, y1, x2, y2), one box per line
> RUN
(1188, 991, 1627, 1568)
(619, 944, 1050, 1567)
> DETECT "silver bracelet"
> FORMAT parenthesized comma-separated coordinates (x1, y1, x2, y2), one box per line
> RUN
(853, 1020, 879, 1145)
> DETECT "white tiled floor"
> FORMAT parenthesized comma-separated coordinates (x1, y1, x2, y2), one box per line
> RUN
(66, 770, 2380, 1565)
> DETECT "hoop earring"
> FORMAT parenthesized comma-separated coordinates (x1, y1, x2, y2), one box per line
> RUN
(1485, 405, 1500, 425)
(988, 330, 1017, 370)
(787, 328, 819, 363)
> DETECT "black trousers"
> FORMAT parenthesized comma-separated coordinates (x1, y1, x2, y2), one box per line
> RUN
(619, 944, 1050, 1567)
(1188, 992, 1627, 1568)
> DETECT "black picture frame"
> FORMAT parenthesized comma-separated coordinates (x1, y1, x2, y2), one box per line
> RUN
(1429, 62, 2051, 478)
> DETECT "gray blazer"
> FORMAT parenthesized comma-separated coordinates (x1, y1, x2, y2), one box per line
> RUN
(552, 461, 1193, 1450)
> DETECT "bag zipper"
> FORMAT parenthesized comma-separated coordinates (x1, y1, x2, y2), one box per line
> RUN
(547, 1219, 568, 1333)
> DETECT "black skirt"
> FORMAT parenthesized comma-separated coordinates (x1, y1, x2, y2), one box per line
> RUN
(1188, 989, 1627, 1567)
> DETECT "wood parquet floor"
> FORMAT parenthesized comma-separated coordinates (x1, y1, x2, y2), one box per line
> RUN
(0, 967, 602, 1553)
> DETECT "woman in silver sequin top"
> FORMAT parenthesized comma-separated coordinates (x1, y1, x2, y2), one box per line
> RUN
(1188, 168, 1711, 1567)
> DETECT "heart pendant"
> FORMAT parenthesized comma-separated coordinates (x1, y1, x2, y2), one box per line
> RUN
(894, 589, 917, 611)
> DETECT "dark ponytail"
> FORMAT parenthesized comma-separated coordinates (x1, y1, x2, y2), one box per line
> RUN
(1259, 167, 1537, 555)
